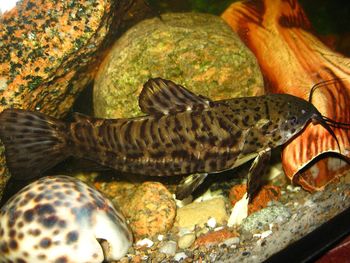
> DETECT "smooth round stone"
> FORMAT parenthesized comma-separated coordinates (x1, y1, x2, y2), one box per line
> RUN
(158, 240, 177, 256)
(94, 12, 264, 118)
(178, 233, 196, 249)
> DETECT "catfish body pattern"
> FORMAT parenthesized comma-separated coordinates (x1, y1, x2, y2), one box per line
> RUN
(0, 78, 339, 198)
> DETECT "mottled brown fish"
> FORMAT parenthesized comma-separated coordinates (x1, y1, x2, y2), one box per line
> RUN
(0, 78, 346, 199)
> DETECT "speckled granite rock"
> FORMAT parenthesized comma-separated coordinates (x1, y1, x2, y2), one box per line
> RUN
(120, 182, 176, 239)
(240, 204, 291, 233)
(94, 180, 138, 205)
(94, 180, 177, 240)
(0, 0, 134, 117)
(94, 12, 264, 118)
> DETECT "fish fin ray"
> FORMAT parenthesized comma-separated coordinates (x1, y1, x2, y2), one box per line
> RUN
(72, 112, 91, 121)
(247, 148, 271, 202)
(175, 173, 208, 200)
(139, 78, 211, 115)
(0, 109, 70, 180)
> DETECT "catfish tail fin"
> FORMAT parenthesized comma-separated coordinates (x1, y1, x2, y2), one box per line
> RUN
(0, 109, 71, 180)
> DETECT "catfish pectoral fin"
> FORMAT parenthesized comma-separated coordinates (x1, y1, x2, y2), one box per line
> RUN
(175, 173, 208, 200)
(246, 148, 271, 202)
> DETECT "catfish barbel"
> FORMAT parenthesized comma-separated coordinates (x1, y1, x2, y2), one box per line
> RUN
(0, 78, 347, 199)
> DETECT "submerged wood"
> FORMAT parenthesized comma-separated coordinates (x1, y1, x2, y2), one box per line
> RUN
(222, 0, 350, 191)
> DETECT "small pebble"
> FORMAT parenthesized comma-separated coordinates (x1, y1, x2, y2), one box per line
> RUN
(178, 227, 195, 236)
(304, 199, 315, 207)
(196, 227, 210, 237)
(221, 237, 240, 247)
(195, 229, 238, 247)
(242, 251, 251, 256)
(136, 238, 154, 248)
(174, 252, 188, 261)
(154, 252, 166, 262)
(214, 226, 225, 231)
(207, 217, 217, 228)
(178, 233, 196, 249)
(286, 185, 301, 192)
(253, 230, 272, 239)
(158, 241, 177, 256)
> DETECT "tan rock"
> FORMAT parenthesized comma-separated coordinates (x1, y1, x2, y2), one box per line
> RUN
(175, 197, 228, 229)
(178, 233, 196, 249)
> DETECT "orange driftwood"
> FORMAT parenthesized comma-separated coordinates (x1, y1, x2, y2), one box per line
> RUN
(222, 0, 350, 191)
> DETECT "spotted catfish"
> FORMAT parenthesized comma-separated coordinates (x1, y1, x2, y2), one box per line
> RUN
(0, 78, 343, 200)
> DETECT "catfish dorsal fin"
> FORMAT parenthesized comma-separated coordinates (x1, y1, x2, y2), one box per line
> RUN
(139, 78, 211, 115)
(72, 112, 91, 122)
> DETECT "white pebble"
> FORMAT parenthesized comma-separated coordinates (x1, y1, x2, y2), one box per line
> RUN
(178, 227, 195, 236)
(286, 185, 301, 192)
(157, 234, 164, 241)
(221, 237, 240, 247)
(261, 230, 273, 239)
(214, 226, 224, 232)
(136, 238, 154, 248)
(304, 199, 315, 207)
(159, 241, 177, 256)
(254, 230, 272, 239)
(174, 252, 188, 261)
(207, 217, 217, 228)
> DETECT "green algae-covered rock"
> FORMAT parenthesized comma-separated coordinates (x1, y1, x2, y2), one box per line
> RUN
(94, 12, 264, 118)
